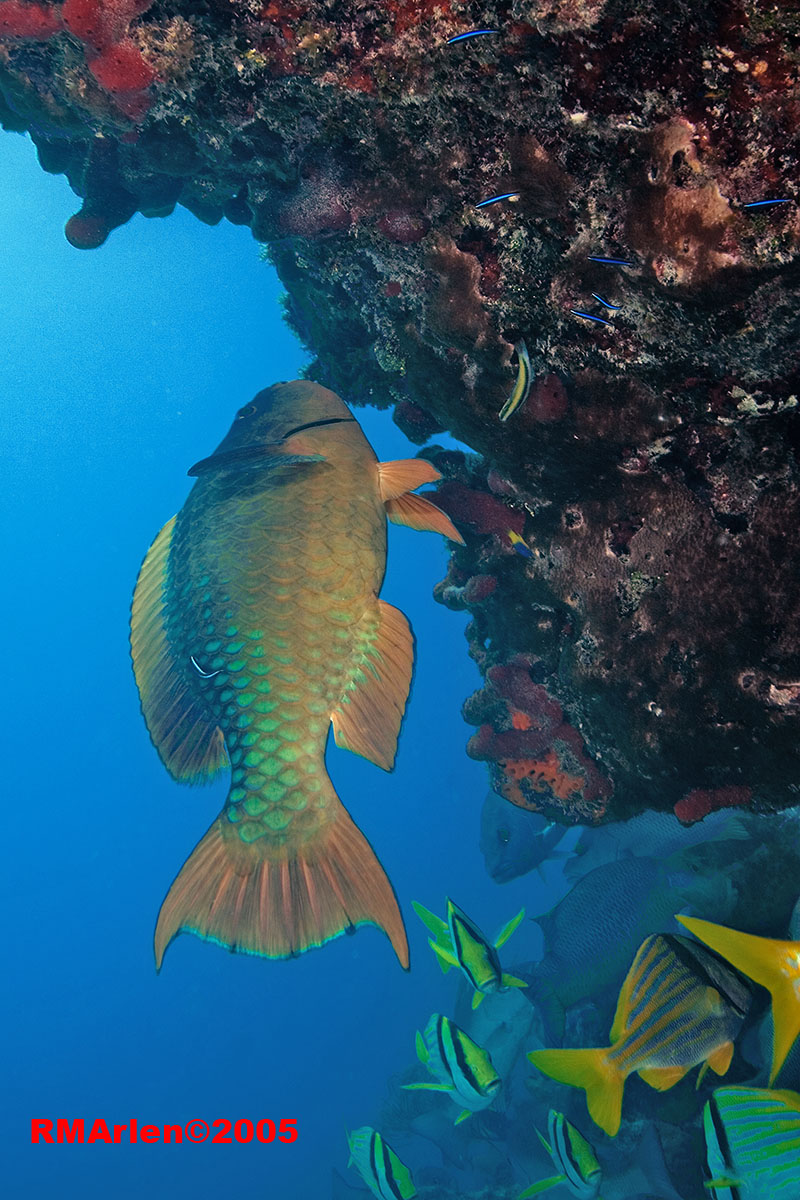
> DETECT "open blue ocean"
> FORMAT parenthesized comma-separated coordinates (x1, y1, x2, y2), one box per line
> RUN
(2, 132, 544, 1199)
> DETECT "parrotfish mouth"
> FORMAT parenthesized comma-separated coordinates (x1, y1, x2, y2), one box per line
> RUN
(187, 417, 355, 476)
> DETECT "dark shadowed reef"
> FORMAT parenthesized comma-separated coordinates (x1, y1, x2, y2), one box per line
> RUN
(3, 0, 800, 821)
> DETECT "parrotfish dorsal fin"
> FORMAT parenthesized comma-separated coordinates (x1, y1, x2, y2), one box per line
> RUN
(331, 600, 414, 771)
(378, 458, 441, 500)
(385, 493, 465, 544)
(130, 516, 228, 783)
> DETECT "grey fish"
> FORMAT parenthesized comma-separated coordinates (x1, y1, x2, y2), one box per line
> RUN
(480, 791, 568, 883)
(527, 855, 731, 1042)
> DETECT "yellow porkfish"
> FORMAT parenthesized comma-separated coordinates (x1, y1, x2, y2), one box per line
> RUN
(528, 932, 750, 1136)
(130, 381, 463, 970)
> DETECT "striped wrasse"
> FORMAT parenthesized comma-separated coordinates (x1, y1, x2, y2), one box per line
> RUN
(403, 1012, 501, 1124)
(346, 1127, 416, 1200)
(519, 1109, 602, 1198)
(499, 339, 532, 421)
(528, 933, 751, 1136)
(678, 914, 800, 1084)
(704, 1087, 800, 1199)
(413, 898, 527, 1007)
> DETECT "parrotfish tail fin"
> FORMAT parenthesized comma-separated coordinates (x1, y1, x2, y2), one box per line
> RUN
(518, 1176, 568, 1199)
(528, 1048, 624, 1138)
(378, 458, 465, 544)
(154, 798, 409, 970)
(130, 516, 229, 784)
(677, 915, 800, 1084)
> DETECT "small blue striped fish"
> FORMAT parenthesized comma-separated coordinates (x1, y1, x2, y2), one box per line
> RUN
(704, 1086, 800, 1199)
(346, 1126, 416, 1200)
(528, 933, 751, 1136)
(403, 1012, 501, 1124)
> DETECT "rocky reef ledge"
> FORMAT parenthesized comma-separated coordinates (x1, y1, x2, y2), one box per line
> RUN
(4, 1, 800, 821)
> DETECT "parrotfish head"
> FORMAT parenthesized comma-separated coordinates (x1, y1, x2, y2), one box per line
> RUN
(188, 380, 372, 477)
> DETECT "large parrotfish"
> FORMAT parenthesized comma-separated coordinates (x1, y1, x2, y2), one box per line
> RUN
(130, 381, 463, 970)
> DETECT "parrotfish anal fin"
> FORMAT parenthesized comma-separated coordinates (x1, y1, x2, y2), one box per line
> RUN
(637, 1064, 690, 1091)
(385, 493, 465, 544)
(378, 458, 441, 500)
(155, 798, 409, 971)
(130, 517, 227, 784)
(331, 600, 414, 771)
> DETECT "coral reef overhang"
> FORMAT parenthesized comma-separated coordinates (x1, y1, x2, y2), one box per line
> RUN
(5, 0, 800, 823)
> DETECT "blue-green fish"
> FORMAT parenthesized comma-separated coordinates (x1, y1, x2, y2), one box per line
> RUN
(346, 1126, 416, 1200)
(412, 898, 527, 1007)
(403, 1012, 501, 1124)
(529, 933, 751, 1136)
(519, 1109, 602, 1198)
(704, 1086, 800, 1198)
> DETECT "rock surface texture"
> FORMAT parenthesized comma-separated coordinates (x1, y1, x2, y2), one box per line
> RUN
(4, 0, 800, 822)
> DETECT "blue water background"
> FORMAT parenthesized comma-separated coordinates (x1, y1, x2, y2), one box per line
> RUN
(1, 134, 553, 1199)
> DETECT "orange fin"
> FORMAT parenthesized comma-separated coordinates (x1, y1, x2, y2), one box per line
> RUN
(677, 915, 800, 1084)
(637, 1064, 690, 1091)
(332, 601, 414, 771)
(707, 1039, 734, 1077)
(130, 517, 228, 784)
(528, 1047, 624, 1137)
(378, 458, 441, 500)
(155, 801, 409, 971)
(386, 492, 465, 544)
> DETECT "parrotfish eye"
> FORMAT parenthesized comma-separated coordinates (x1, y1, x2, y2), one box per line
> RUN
(236, 404, 257, 420)
(498, 827, 510, 844)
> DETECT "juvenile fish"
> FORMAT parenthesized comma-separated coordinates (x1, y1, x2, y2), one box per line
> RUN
(403, 1013, 501, 1124)
(131, 381, 463, 970)
(519, 1109, 602, 1198)
(346, 1127, 416, 1200)
(413, 898, 527, 1007)
(528, 933, 751, 1136)
(499, 339, 532, 421)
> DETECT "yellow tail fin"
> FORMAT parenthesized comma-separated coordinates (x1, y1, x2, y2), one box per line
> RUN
(677, 915, 800, 1084)
(155, 799, 409, 970)
(528, 1047, 625, 1137)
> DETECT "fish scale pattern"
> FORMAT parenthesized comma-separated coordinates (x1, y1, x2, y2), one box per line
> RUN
(167, 451, 386, 855)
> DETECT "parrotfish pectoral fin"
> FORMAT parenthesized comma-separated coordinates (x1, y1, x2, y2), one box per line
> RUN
(677, 914, 800, 1084)
(131, 516, 228, 784)
(377, 459, 442, 500)
(518, 1176, 569, 1199)
(154, 794, 409, 971)
(385, 493, 465, 543)
(495, 908, 526, 948)
(528, 1048, 624, 1137)
(331, 601, 414, 771)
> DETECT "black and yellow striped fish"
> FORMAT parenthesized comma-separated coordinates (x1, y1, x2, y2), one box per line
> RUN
(403, 1012, 501, 1124)
(528, 933, 751, 1136)
(346, 1126, 416, 1200)
(413, 898, 527, 1008)
(704, 1086, 800, 1198)
(519, 1109, 602, 1198)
